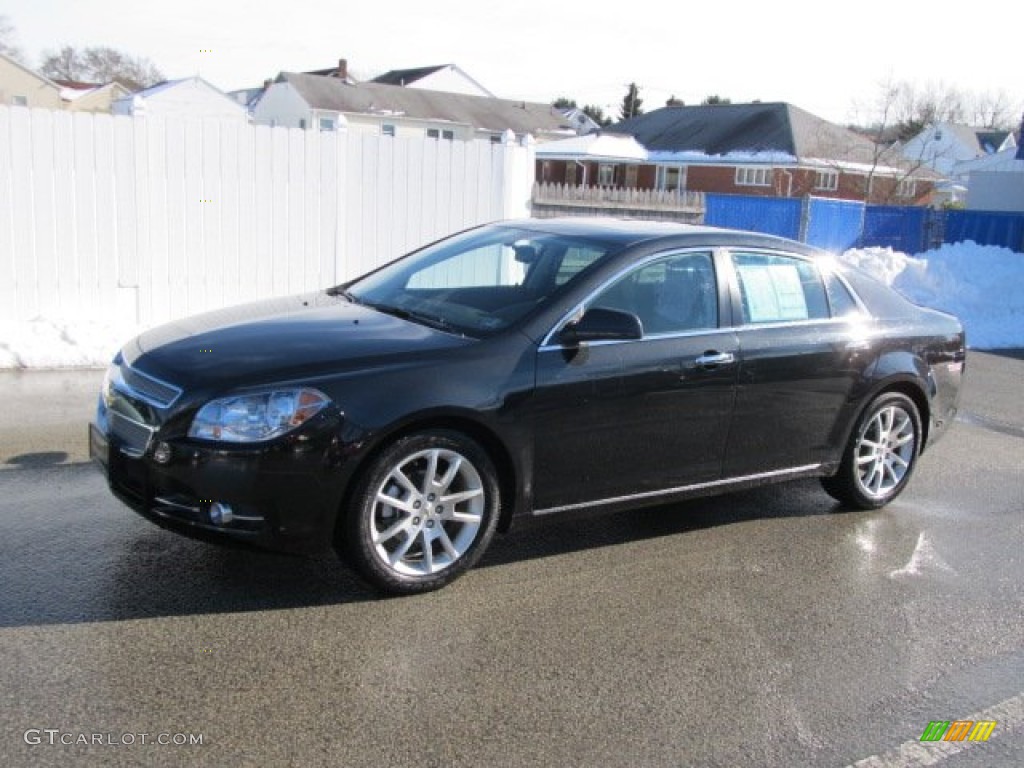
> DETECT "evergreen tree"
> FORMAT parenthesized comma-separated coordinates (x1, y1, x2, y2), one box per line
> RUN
(619, 83, 643, 121)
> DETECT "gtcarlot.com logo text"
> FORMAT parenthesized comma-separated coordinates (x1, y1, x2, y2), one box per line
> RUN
(24, 729, 203, 747)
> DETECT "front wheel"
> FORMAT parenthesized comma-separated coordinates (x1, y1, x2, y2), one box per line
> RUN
(822, 392, 922, 510)
(343, 431, 500, 594)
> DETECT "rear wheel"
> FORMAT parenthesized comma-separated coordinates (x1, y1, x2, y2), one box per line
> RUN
(822, 392, 922, 510)
(344, 431, 500, 594)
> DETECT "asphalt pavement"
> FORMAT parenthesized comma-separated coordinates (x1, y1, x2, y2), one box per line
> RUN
(0, 351, 1022, 767)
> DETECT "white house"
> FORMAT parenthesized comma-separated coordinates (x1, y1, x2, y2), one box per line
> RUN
(252, 72, 574, 143)
(964, 140, 1024, 212)
(0, 52, 63, 109)
(112, 76, 249, 122)
(902, 122, 1016, 178)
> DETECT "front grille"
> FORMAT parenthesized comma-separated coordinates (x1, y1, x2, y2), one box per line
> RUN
(121, 365, 182, 408)
(109, 411, 154, 457)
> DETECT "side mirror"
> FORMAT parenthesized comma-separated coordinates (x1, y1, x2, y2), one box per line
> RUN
(561, 307, 643, 344)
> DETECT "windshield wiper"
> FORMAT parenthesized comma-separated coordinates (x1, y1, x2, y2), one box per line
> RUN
(327, 286, 362, 304)
(364, 302, 461, 335)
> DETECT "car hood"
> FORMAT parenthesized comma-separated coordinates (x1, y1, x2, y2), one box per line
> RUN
(122, 292, 473, 390)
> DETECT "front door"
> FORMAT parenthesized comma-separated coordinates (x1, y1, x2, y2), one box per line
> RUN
(531, 250, 738, 512)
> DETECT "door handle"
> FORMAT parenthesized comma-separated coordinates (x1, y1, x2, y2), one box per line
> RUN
(694, 351, 735, 368)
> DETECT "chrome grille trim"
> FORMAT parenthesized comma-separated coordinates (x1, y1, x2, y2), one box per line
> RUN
(119, 365, 182, 409)
(109, 411, 155, 457)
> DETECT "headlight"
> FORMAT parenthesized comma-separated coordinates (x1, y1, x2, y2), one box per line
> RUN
(188, 388, 330, 443)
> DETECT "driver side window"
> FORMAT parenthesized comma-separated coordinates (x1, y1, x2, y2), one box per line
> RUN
(592, 252, 717, 336)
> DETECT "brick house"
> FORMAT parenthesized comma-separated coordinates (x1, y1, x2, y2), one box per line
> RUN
(536, 102, 939, 205)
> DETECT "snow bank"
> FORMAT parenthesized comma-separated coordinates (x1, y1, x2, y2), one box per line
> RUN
(840, 241, 1024, 350)
(0, 319, 142, 370)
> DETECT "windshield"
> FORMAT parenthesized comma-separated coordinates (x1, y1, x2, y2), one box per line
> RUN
(340, 225, 615, 336)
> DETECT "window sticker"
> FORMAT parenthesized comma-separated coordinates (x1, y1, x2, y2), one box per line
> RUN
(739, 264, 808, 322)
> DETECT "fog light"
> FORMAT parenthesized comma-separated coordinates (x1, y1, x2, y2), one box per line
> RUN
(153, 441, 173, 464)
(209, 502, 233, 526)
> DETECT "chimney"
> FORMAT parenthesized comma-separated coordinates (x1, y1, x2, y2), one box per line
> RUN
(1016, 112, 1024, 160)
(337, 58, 348, 80)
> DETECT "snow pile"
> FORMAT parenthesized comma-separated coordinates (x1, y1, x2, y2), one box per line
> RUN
(0, 318, 142, 369)
(840, 241, 1024, 350)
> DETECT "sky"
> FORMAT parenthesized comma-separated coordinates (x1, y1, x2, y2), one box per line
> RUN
(4, 0, 1022, 126)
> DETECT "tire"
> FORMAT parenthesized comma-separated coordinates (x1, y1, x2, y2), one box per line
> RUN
(821, 392, 922, 510)
(343, 430, 500, 595)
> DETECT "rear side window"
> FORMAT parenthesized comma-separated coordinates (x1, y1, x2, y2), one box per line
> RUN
(824, 271, 862, 317)
(731, 252, 829, 324)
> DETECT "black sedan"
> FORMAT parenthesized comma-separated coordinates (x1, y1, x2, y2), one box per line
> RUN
(89, 218, 965, 594)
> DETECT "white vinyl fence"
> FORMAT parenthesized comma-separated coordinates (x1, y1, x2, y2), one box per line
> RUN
(0, 106, 536, 327)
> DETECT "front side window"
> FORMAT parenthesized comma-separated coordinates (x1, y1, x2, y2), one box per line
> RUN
(731, 252, 829, 324)
(598, 164, 615, 186)
(319, 117, 336, 132)
(592, 252, 717, 336)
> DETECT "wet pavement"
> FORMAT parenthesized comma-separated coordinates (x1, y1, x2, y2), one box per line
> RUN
(0, 352, 1022, 767)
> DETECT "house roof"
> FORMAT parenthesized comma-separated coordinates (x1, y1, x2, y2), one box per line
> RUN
(608, 102, 889, 168)
(372, 65, 448, 86)
(536, 133, 648, 162)
(276, 72, 573, 137)
(936, 123, 1014, 156)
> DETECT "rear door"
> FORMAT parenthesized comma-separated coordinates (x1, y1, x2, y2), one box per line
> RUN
(722, 250, 873, 477)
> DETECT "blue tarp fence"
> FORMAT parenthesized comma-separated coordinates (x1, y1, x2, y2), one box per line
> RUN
(805, 198, 864, 251)
(704, 194, 801, 240)
(702, 193, 1024, 254)
(944, 210, 1024, 252)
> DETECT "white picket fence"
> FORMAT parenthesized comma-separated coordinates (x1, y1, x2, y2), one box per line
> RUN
(0, 106, 536, 327)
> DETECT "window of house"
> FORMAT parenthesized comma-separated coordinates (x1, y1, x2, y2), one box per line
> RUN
(815, 170, 839, 191)
(597, 164, 615, 186)
(490, 134, 502, 144)
(441, 129, 455, 141)
(319, 117, 336, 132)
(735, 167, 772, 187)
(731, 252, 829, 324)
(657, 166, 686, 191)
(897, 178, 917, 198)
(299, 118, 307, 130)
(11, 95, 28, 107)
(382, 124, 396, 137)
(427, 128, 440, 139)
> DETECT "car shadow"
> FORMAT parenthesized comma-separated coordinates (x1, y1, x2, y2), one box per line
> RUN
(479, 478, 838, 569)
(0, 478, 839, 629)
(5, 451, 70, 468)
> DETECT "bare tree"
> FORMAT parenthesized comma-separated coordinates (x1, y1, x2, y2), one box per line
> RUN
(968, 90, 1017, 130)
(0, 14, 25, 62)
(40, 44, 163, 89)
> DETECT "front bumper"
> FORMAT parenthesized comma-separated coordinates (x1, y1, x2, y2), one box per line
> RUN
(89, 418, 344, 556)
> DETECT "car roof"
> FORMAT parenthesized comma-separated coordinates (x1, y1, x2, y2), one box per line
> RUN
(494, 216, 825, 256)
